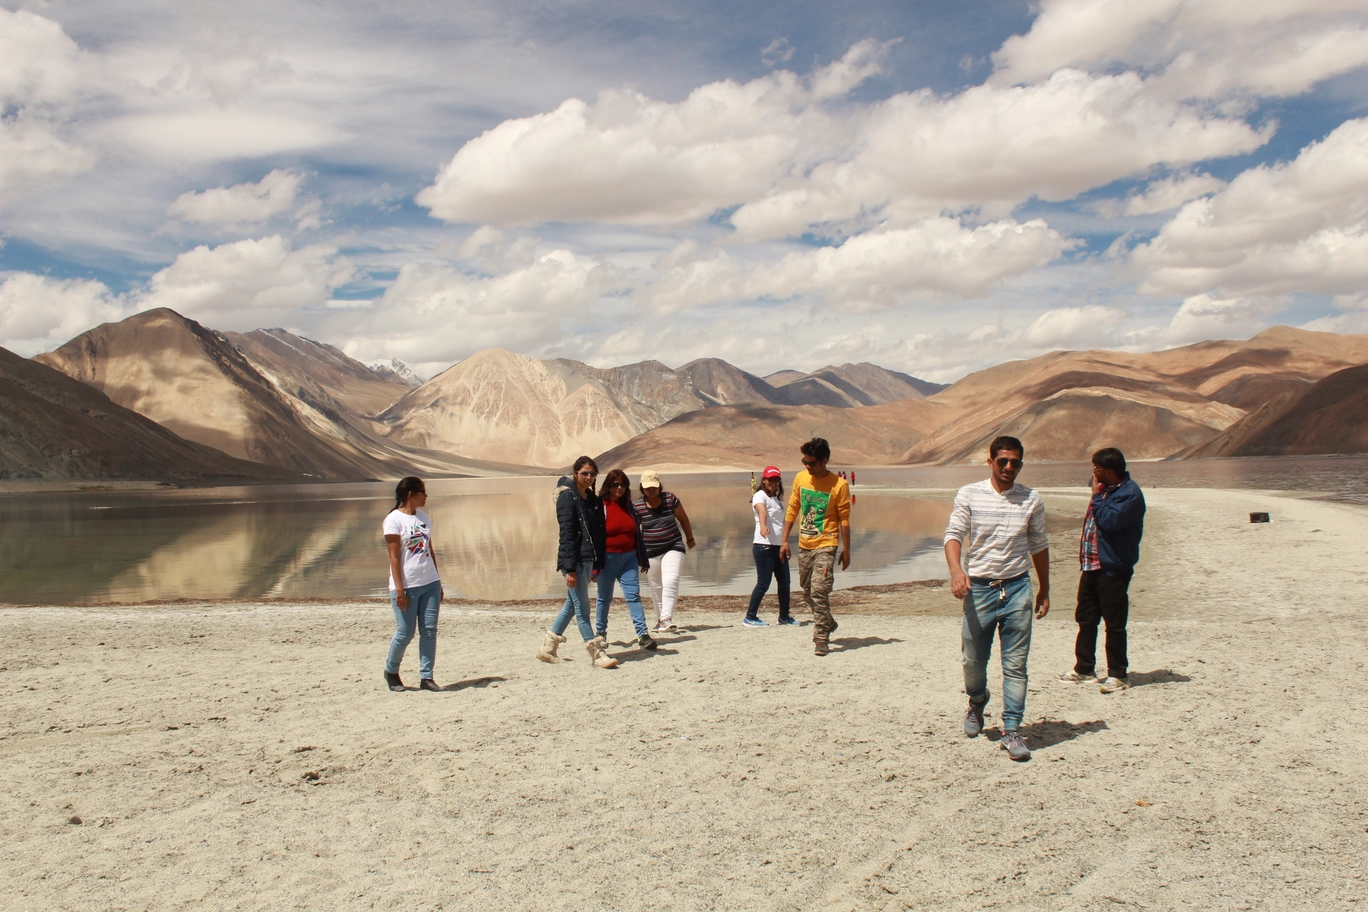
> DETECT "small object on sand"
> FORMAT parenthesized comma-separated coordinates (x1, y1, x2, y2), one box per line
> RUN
(1249, 512, 1270, 523)
(68, 815, 82, 825)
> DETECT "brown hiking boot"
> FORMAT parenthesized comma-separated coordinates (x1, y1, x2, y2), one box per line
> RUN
(814, 636, 829, 657)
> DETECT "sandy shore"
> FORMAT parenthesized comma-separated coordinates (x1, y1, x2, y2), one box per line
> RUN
(2, 487, 1366, 910)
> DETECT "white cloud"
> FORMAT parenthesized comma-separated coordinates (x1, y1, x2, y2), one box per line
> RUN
(1133, 118, 1368, 296)
(1121, 172, 1227, 216)
(139, 235, 355, 329)
(992, 0, 1368, 99)
(336, 250, 620, 369)
(0, 9, 97, 196)
(1151, 293, 1287, 346)
(1022, 305, 1128, 349)
(730, 69, 1266, 239)
(166, 170, 305, 227)
(419, 42, 1266, 241)
(761, 38, 795, 67)
(0, 273, 127, 356)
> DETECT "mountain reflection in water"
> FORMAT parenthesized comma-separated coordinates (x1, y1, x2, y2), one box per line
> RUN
(0, 475, 950, 605)
(5, 456, 1364, 606)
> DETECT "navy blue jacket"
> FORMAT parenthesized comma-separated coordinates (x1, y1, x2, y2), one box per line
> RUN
(1090, 475, 1145, 573)
(556, 477, 606, 573)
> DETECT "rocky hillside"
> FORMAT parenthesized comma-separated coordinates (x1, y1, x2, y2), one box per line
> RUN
(36, 310, 517, 479)
(0, 345, 291, 482)
(1184, 361, 1368, 457)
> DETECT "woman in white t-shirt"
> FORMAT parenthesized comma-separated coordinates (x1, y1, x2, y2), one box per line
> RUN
(744, 466, 794, 627)
(382, 476, 444, 692)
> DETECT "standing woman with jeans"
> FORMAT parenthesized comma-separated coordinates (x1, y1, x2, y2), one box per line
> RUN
(634, 469, 695, 633)
(595, 469, 658, 652)
(536, 456, 617, 668)
(383, 476, 444, 692)
(746, 466, 794, 627)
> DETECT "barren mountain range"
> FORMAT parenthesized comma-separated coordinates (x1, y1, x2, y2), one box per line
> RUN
(0, 344, 291, 482)
(9, 308, 1368, 483)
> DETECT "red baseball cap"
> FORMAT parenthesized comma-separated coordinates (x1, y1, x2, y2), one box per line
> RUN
(762, 465, 782, 478)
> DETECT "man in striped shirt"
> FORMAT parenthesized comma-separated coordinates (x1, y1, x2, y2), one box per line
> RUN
(943, 435, 1051, 762)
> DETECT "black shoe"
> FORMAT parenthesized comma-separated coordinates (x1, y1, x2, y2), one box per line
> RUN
(384, 671, 404, 692)
(419, 678, 441, 692)
(637, 633, 659, 650)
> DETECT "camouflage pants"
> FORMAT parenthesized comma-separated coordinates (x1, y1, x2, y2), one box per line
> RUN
(798, 546, 838, 637)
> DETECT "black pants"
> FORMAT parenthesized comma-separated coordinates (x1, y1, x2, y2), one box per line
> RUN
(1074, 568, 1133, 678)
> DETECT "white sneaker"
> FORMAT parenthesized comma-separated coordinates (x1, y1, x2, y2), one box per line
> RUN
(1056, 670, 1099, 684)
(653, 622, 674, 634)
(1098, 676, 1130, 693)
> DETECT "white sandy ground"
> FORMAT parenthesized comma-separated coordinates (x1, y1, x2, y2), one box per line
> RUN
(2, 488, 1367, 911)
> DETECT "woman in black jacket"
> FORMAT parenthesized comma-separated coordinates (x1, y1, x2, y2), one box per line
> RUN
(536, 456, 617, 668)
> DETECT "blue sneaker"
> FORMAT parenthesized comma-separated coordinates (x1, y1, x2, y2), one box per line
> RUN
(742, 617, 768, 627)
(777, 616, 798, 626)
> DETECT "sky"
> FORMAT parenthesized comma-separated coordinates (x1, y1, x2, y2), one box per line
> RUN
(3, 0, 1368, 382)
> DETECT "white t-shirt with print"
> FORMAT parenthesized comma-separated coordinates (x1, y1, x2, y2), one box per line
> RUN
(752, 490, 785, 546)
(383, 508, 440, 591)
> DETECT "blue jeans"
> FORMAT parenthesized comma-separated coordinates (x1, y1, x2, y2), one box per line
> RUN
(747, 544, 791, 620)
(551, 560, 595, 641)
(595, 551, 649, 639)
(386, 580, 441, 679)
(961, 574, 1034, 731)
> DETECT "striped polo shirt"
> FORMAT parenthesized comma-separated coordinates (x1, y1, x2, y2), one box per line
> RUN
(632, 492, 685, 558)
(943, 479, 1048, 580)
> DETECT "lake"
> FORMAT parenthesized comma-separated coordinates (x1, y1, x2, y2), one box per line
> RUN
(3, 456, 1365, 606)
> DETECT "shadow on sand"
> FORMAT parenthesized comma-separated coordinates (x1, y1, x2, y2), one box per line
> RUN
(987, 719, 1109, 750)
(1128, 668, 1192, 687)
(440, 676, 508, 692)
(831, 636, 904, 652)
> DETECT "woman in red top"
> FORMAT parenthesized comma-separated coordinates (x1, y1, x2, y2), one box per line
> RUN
(594, 469, 658, 651)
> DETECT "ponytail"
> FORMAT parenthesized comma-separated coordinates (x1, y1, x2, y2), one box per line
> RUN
(394, 476, 425, 511)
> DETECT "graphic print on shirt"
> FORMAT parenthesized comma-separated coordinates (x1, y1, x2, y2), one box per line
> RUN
(799, 488, 831, 538)
(405, 522, 432, 559)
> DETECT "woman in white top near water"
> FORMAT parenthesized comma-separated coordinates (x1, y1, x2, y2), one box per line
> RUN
(745, 466, 795, 627)
(382, 476, 444, 692)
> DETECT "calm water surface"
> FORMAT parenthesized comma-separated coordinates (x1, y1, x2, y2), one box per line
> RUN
(3, 456, 1365, 605)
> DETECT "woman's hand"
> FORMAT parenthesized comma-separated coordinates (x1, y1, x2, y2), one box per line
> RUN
(566, 571, 577, 589)
(396, 589, 409, 608)
(685, 537, 696, 550)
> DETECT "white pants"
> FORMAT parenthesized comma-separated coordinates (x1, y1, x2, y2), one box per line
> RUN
(646, 550, 684, 623)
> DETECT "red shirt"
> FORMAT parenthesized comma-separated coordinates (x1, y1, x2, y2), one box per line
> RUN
(604, 499, 637, 553)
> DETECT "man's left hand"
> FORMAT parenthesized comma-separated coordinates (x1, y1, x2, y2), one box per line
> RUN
(839, 550, 850, 571)
(1035, 592, 1050, 619)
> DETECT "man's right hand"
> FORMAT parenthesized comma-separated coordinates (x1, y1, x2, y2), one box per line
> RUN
(950, 569, 970, 599)
(566, 572, 577, 588)
(779, 544, 790, 562)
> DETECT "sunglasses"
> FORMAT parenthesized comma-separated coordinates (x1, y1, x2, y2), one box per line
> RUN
(801, 458, 818, 467)
(577, 470, 598, 478)
(610, 481, 627, 488)
(995, 458, 1023, 469)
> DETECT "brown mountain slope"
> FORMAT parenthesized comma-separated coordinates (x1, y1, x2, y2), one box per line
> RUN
(35, 309, 499, 479)
(766, 362, 945, 407)
(899, 326, 1368, 464)
(226, 329, 412, 418)
(1185, 362, 1368, 457)
(595, 398, 949, 470)
(0, 345, 290, 482)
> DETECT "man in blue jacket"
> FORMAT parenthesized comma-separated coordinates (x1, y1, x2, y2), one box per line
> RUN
(1057, 447, 1145, 693)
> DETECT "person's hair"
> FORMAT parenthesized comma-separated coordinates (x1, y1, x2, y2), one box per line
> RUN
(1092, 446, 1126, 474)
(599, 469, 634, 510)
(800, 437, 831, 462)
(989, 436, 1024, 460)
(572, 455, 598, 476)
(393, 476, 425, 511)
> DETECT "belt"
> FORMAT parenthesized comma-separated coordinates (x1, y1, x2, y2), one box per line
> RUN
(969, 573, 1029, 601)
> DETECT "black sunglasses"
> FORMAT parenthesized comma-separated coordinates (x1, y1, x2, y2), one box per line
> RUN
(995, 457, 1023, 469)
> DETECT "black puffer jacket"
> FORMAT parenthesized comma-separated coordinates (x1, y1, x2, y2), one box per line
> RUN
(555, 476, 606, 573)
